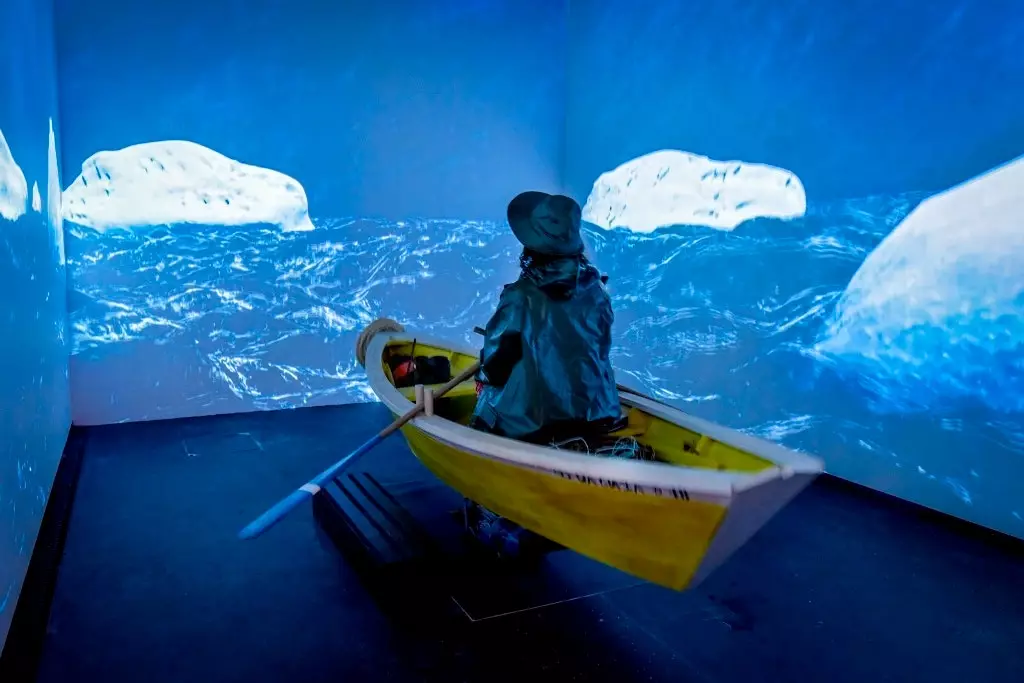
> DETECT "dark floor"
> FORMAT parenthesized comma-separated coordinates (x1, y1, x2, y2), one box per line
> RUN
(33, 403, 1024, 682)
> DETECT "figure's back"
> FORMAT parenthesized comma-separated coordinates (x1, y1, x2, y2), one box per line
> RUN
(520, 267, 618, 422)
(477, 258, 621, 441)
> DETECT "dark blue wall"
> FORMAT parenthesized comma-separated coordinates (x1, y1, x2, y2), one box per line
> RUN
(0, 0, 70, 650)
(56, 0, 567, 222)
(566, 0, 1024, 202)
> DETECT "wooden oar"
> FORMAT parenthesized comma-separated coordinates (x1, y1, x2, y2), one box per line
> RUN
(238, 361, 480, 540)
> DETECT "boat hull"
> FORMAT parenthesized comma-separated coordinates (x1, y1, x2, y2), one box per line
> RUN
(396, 419, 729, 590)
(362, 323, 823, 591)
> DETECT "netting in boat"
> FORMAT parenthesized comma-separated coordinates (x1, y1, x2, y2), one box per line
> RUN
(548, 435, 657, 461)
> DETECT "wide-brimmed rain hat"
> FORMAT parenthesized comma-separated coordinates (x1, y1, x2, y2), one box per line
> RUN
(506, 191, 584, 257)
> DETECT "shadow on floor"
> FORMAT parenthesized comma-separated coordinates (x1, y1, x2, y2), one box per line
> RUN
(33, 402, 1024, 682)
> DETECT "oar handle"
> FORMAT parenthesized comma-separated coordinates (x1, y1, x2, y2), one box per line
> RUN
(238, 360, 480, 541)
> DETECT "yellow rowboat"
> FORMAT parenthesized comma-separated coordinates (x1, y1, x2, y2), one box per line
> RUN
(357, 320, 824, 591)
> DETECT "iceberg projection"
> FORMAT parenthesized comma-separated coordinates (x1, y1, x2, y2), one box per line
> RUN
(818, 156, 1024, 414)
(63, 141, 315, 233)
(566, 0, 1024, 540)
(47, 118, 64, 266)
(0, 130, 29, 221)
(582, 150, 806, 233)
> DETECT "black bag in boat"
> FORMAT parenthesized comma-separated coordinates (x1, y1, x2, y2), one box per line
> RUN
(389, 354, 453, 388)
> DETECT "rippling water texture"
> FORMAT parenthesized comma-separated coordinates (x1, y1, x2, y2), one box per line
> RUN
(65, 196, 1024, 537)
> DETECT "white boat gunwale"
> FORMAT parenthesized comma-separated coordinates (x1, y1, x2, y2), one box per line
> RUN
(364, 330, 823, 501)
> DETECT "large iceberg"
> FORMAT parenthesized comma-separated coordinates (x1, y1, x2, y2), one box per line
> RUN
(48, 118, 65, 265)
(62, 140, 315, 232)
(0, 128, 28, 221)
(817, 155, 1024, 412)
(582, 149, 806, 233)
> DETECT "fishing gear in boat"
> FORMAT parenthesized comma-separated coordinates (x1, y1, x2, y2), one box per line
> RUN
(389, 337, 454, 388)
(548, 435, 657, 461)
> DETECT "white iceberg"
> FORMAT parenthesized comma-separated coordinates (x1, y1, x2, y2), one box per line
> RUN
(0, 128, 29, 221)
(582, 149, 806, 233)
(62, 140, 315, 232)
(817, 155, 1024, 411)
(48, 118, 65, 265)
(32, 182, 41, 212)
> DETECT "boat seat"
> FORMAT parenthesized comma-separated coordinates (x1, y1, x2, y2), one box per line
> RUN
(397, 379, 477, 402)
